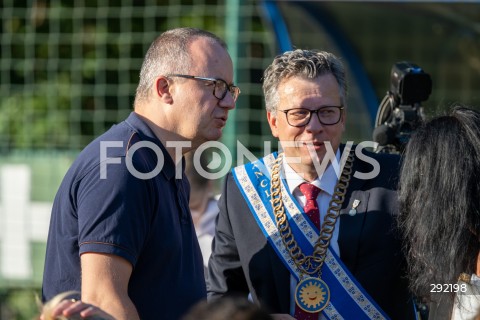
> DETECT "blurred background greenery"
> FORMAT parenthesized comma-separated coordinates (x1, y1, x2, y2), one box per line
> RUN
(1, 0, 479, 318)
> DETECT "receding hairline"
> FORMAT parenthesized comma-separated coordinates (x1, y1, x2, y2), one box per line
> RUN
(271, 72, 345, 110)
(166, 29, 228, 55)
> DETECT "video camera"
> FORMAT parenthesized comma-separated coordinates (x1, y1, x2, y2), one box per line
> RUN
(373, 61, 432, 153)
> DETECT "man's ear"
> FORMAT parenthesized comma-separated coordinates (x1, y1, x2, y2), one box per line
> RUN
(155, 76, 173, 104)
(267, 111, 279, 138)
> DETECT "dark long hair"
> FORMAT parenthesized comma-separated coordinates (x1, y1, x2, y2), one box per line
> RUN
(398, 106, 480, 300)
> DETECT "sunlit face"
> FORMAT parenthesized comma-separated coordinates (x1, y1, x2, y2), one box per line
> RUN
(267, 74, 345, 179)
(299, 281, 327, 309)
(169, 37, 236, 148)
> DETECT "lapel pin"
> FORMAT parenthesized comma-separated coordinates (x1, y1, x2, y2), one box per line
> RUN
(348, 199, 361, 216)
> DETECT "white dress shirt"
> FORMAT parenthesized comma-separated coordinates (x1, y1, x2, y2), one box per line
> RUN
(194, 197, 219, 270)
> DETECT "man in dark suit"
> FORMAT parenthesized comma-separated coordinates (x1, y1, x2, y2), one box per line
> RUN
(207, 49, 414, 320)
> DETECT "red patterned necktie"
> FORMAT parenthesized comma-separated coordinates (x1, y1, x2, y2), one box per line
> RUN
(294, 183, 321, 320)
(298, 182, 321, 230)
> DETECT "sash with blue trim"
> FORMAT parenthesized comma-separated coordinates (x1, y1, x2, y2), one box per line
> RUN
(232, 152, 390, 320)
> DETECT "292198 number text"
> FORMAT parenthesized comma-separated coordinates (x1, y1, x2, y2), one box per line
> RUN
(430, 283, 467, 293)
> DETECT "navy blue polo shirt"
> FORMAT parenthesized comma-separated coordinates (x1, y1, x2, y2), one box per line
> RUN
(42, 112, 206, 319)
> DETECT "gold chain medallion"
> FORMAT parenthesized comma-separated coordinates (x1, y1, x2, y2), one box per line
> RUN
(295, 277, 331, 313)
(270, 150, 354, 312)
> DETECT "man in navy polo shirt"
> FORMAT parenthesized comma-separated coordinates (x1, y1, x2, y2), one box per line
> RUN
(42, 27, 239, 320)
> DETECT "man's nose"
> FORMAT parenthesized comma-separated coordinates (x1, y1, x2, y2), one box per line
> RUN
(219, 91, 236, 110)
(305, 113, 324, 132)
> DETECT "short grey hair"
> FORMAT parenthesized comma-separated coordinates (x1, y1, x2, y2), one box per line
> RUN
(134, 27, 227, 105)
(262, 49, 348, 114)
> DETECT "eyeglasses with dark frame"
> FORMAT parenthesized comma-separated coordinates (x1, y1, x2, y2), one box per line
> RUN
(279, 106, 344, 127)
(167, 74, 240, 102)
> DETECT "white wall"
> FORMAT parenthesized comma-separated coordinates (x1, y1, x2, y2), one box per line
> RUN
(0, 165, 51, 281)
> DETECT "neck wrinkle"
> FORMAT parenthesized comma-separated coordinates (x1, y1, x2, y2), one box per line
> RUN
(286, 161, 319, 183)
(134, 111, 192, 163)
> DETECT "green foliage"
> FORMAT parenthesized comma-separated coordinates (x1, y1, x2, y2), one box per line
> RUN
(0, 288, 41, 320)
(0, 76, 72, 150)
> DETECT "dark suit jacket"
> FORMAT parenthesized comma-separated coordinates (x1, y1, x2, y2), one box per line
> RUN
(207, 149, 415, 320)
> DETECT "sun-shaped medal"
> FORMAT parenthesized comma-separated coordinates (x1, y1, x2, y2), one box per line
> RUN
(294, 277, 330, 313)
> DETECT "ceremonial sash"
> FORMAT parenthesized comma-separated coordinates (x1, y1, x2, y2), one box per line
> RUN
(232, 152, 390, 320)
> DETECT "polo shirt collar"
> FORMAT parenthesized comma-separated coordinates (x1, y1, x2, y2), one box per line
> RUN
(124, 112, 177, 180)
